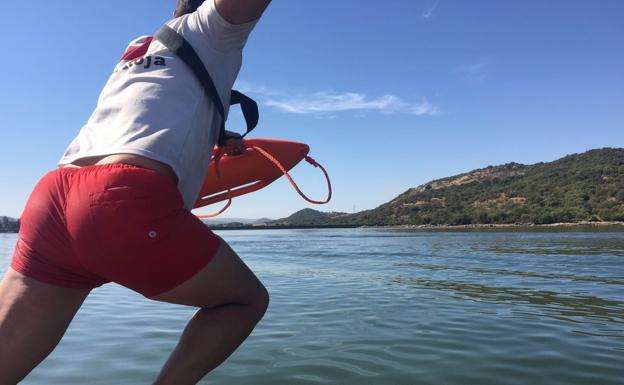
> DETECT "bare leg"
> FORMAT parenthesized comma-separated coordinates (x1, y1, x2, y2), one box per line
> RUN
(150, 238, 269, 385)
(0, 268, 90, 385)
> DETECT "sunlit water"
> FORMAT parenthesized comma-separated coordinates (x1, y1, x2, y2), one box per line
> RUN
(1, 229, 623, 385)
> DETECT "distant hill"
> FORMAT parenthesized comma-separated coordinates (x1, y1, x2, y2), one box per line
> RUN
(269, 208, 348, 226)
(288, 148, 624, 226)
(4, 148, 623, 229)
(0, 216, 19, 233)
(202, 217, 273, 226)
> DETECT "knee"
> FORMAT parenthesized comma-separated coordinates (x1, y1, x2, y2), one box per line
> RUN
(231, 281, 268, 324)
(253, 283, 269, 318)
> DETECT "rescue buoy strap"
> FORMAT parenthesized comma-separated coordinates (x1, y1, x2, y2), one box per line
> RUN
(230, 91, 259, 139)
(154, 25, 258, 146)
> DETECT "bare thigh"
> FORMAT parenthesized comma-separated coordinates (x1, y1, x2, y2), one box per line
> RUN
(150, 237, 268, 308)
(0, 268, 90, 385)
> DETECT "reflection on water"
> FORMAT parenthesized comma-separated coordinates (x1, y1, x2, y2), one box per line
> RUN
(395, 261, 624, 285)
(1, 230, 623, 385)
(388, 275, 624, 324)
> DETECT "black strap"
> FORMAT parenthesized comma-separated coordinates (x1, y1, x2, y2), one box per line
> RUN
(154, 25, 258, 146)
(231, 90, 259, 136)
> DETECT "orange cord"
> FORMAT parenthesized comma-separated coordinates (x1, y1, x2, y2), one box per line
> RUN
(251, 145, 332, 204)
(196, 145, 331, 218)
(196, 152, 233, 219)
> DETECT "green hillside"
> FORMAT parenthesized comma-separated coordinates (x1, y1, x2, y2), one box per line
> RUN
(269, 208, 348, 226)
(4, 148, 623, 229)
(328, 148, 624, 226)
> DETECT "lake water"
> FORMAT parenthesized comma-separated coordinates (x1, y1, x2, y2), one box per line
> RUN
(1, 230, 623, 385)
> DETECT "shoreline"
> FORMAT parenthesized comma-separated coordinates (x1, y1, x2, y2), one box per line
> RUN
(2, 221, 623, 234)
(383, 221, 624, 232)
(208, 221, 624, 231)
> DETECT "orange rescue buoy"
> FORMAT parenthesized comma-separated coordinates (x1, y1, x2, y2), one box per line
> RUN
(194, 138, 331, 214)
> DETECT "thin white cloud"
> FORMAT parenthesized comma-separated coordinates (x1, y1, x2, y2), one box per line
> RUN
(235, 81, 439, 116)
(423, 0, 441, 19)
(234, 80, 282, 96)
(409, 98, 439, 115)
(265, 92, 397, 114)
(263, 91, 439, 116)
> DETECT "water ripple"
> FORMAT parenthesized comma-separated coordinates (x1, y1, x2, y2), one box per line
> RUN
(1, 231, 623, 385)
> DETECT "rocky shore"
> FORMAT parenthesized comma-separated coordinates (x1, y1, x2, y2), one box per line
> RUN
(208, 221, 624, 231)
(383, 221, 624, 232)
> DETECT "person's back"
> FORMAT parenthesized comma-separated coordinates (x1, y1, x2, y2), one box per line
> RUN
(60, 0, 256, 208)
(0, 1, 271, 384)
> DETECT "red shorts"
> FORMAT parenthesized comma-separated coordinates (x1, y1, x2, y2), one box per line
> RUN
(11, 163, 220, 297)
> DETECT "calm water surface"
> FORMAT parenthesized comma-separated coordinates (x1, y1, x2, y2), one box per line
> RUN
(1, 230, 623, 385)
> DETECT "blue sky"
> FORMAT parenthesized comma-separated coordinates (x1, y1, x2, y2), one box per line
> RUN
(1, 0, 622, 219)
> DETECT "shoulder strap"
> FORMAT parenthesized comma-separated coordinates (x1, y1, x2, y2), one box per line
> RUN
(154, 25, 258, 146)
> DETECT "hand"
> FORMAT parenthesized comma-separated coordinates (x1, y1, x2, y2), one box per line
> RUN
(215, 0, 271, 24)
(223, 130, 246, 155)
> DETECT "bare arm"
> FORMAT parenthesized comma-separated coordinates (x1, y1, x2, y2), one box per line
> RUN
(215, 0, 271, 24)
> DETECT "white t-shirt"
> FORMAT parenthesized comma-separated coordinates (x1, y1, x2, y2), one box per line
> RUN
(58, 0, 258, 210)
